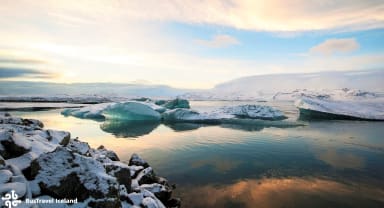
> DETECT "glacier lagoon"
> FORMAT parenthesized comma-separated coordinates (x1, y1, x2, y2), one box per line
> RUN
(10, 100, 384, 208)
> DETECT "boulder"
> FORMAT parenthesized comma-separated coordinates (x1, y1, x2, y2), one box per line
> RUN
(32, 147, 119, 201)
(129, 153, 149, 168)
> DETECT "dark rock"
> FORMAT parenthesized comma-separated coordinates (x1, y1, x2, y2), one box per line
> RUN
(129, 153, 149, 168)
(33, 147, 119, 201)
(88, 199, 121, 208)
(0, 137, 30, 159)
(0, 155, 5, 167)
(39, 172, 90, 201)
(105, 163, 132, 192)
(137, 167, 157, 185)
(97, 145, 120, 161)
(114, 168, 131, 191)
(166, 198, 181, 208)
(141, 183, 172, 203)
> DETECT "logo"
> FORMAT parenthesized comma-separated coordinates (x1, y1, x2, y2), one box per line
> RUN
(1, 190, 21, 208)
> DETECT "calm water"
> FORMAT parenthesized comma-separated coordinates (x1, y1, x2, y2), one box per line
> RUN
(11, 101, 384, 208)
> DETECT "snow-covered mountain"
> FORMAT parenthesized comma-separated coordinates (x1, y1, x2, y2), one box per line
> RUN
(0, 81, 189, 99)
(180, 70, 384, 100)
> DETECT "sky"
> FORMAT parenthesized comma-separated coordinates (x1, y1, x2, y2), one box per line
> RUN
(0, 0, 383, 89)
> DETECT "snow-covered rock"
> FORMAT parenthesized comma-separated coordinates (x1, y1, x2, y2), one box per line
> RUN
(295, 97, 384, 120)
(0, 113, 180, 208)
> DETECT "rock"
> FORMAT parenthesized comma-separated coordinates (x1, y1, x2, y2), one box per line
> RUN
(46, 130, 71, 146)
(67, 139, 90, 155)
(140, 183, 172, 203)
(0, 169, 12, 184)
(129, 153, 149, 168)
(137, 167, 157, 185)
(0, 155, 5, 167)
(0, 134, 31, 159)
(39, 172, 90, 201)
(88, 199, 121, 208)
(105, 162, 132, 192)
(95, 145, 120, 161)
(165, 198, 181, 208)
(33, 147, 119, 201)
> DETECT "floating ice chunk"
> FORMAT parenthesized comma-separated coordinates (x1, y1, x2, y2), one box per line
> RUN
(61, 103, 111, 119)
(219, 105, 287, 120)
(102, 102, 161, 121)
(162, 105, 286, 122)
(62, 101, 163, 121)
(295, 97, 384, 120)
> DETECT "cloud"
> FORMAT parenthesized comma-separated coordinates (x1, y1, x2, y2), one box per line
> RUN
(0, 58, 45, 64)
(196, 34, 240, 48)
(2, 1, 384, 33)
(0, 67, 55, 79)
(310, 38, 360, 55)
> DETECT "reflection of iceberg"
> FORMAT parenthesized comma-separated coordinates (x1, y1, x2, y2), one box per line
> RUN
(220, 118, 303, 131)
(295, 97, 384, 121)
(164, 122, 205, 131)
(100, 120, 160, 138)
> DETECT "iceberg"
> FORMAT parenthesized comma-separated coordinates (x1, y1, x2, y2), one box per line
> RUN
(102, 102, 161, 121)
(162, 108, 231, 123)
(62, 101, 163, 121)
(295, 97, 384, 121)
(155, 98, 190, 109)
(162, 105, 286, 122)
(219, 105, 287, 120)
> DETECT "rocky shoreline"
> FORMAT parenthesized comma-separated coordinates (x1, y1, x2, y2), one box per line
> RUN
(0, 112, 180, 208)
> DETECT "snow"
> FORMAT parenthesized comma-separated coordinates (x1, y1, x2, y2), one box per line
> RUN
(180, 70, 384, 101)
(295, 97, 384, 120)
(273, 88, 380, 101)
(0, 169, 12, 184)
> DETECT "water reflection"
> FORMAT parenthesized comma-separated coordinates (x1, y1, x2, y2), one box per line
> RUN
(313, 148, 365, 169)
(190, 156, 243, 172)
(178, 177, 384, 208)
(164, 122, 204, 132)
(100, 120, 160, 138)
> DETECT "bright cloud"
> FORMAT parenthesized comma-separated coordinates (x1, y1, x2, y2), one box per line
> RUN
(310, 38, 360, 55)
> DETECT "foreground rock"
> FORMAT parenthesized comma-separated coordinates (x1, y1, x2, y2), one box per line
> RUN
(295, 97, 384, 121)
(0, 113, 179, 208)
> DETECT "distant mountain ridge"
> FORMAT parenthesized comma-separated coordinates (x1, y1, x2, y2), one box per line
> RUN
(181, 70, 384, 100)
(0, 81, 190, 99)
